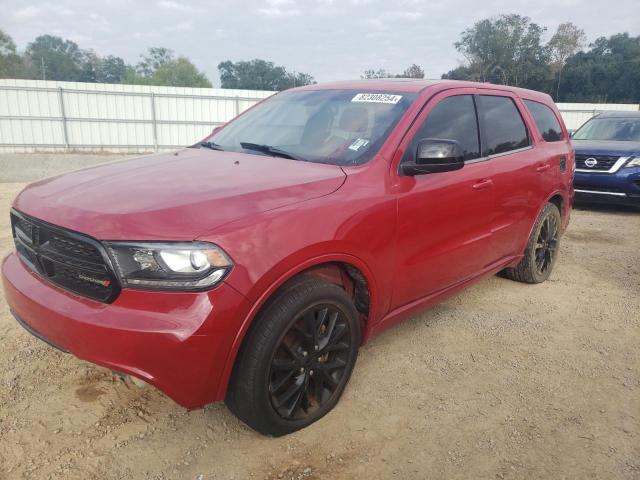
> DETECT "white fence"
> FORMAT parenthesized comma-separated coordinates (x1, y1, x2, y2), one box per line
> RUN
(0, 79, 274, 153)
(0, 79, 638, 153)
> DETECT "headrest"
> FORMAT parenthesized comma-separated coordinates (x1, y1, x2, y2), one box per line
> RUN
(339, 106, 369, 133)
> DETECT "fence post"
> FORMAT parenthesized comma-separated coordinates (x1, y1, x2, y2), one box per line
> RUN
(57, 87, 70, 151)
(150, 92, 158, 151)
(235, 98, 240, 116)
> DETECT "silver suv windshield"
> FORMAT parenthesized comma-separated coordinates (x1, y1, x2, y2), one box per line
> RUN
(204, 90, 417, 165)
(573, 117, 640, 141)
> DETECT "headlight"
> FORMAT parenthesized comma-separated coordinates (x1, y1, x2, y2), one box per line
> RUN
(625, 157, 640, 168)
(105, 241, 232, 291)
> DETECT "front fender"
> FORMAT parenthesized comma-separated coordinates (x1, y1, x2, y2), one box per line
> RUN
(214, 250, 380, 399)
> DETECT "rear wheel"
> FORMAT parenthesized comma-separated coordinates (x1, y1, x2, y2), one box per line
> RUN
(225, 276, 360, 436)
(501, 202, 561, 284)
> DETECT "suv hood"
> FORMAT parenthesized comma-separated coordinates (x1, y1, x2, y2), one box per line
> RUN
(572, 139, 640, 157)
(13, 149, 346, 240)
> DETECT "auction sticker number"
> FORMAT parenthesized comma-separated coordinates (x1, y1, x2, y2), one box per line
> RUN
(352, 93, 402, 104)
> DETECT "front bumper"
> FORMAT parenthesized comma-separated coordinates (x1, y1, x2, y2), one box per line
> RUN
(574, 167, 640, 206)
(2, 252, 250, 409)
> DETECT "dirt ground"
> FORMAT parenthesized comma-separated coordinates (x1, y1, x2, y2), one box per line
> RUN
(0, 181, 638, 480)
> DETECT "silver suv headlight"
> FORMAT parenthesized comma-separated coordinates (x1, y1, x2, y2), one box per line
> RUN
(625, 156, 640, 168)
(105, 241, 232, 291)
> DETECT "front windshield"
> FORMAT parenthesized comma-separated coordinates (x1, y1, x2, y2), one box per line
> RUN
(573, 117, 640, 141)
(205, 90, 417, 165)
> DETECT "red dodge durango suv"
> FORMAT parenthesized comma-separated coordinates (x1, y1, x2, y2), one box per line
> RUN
(2, 80, 573, 435)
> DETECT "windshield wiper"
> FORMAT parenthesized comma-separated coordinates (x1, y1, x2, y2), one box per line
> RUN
(239, 142, 305, 161)
(196, 141, 224, 151)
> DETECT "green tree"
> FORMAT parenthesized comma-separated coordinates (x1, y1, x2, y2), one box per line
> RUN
(78, 50, 100, 82)
(125, 47, 211, 87)
(126, 49, 212, 88)
(442, 14, 550, 90)
(150, 57, 212, 87)
(25, 35, 84, 81)
(560, 33, 640, 102)
(398, 64, 425, 78)
(218, 59, 315, 90)
(77, 51, 127, 84)
(136, 47, 174, 76)
(361, 65, 424, 79)
(548, 22, 586, 99)
(439, 64, 473, 81)
(97, 55, 127, 83)
(361, 68, 392, 79)
(0, 29, 29, 78)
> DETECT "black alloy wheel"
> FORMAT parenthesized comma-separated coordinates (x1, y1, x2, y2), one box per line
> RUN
(268, 303, 352, 420)
(225, 277, 360, 436)
(500, 202, 562, 284)
(534, 213, 559, 276)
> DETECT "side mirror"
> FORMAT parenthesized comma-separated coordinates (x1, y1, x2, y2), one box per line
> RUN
(401, 139, 465, 175)
(567, 129, 575, 138)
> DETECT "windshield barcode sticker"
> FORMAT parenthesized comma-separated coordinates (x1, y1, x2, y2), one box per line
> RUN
(348, 138, 370, 151)
(352, 93, 402, 104)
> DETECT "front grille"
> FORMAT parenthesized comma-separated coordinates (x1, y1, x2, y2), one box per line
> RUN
(10, 210, 120, 303)
(575, 154, 620, 172)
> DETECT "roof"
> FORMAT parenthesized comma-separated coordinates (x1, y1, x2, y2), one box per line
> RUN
(297, 78, 442, 93)
(595, 111, 640, 118)
(293, 79, 553, 102)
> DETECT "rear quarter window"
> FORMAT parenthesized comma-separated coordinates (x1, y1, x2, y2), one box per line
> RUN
(524, 100, 564, 142)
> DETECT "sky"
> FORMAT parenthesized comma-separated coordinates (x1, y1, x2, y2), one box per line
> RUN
(1, 0, 639, 86)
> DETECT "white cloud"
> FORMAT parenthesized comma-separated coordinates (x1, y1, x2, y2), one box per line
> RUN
(88, 13, 111, 31)
(258, 7, 302, 17)
(157, 1, 194, 12)
(13, 5, 41, 19)
(364, 18, 390, 31)
(166, 21, 194, 32)
(13, 3, 74, 20)
(266, 0, 294, 5)
(386, 11, 423, 21)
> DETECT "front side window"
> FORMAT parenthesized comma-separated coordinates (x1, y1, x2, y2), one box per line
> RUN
(205, 90, 417, 166)
(403, 95, 481, 162)
(524, 100, 564, 142)
(572, 116, 640, 141)
(479, 95, 530, 155)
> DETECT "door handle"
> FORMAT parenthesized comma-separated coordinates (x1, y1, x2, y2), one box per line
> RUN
(536, 163, 551, 172)
(472, 179, 493, 190)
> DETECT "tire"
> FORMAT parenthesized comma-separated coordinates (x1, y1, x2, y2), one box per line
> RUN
(501, 202, 561, 284)
(225, 276, 361, 436)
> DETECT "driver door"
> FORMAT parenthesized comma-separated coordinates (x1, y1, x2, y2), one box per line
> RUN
(391, 89, 497, 308)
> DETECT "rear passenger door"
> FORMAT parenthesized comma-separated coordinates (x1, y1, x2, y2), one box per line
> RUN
(476, 92, 542, 259)
(522, 98, 570, 196)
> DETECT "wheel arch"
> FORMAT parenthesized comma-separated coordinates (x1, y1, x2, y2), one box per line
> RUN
(548, 193, 564, 217)
(518, 190, 567, 257)
(215, 253, 378, 399)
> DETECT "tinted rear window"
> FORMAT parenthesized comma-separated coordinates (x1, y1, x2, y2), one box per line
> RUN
(524, 100, 564, 142)
(478, 96, 530, 155)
